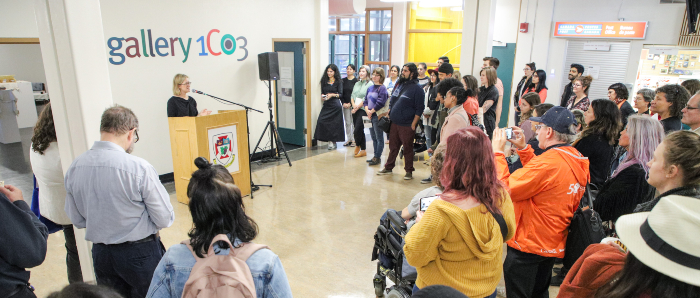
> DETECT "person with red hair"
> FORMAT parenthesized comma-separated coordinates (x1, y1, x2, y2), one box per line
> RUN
(404, 127, 515, 298)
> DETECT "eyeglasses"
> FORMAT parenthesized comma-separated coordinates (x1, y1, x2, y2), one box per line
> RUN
(523, 68, 531, 71)
(573, 84, 582, 87)
(179, 82, 191, 86)
(687, 106, 700, 110)
(535, 124, 544, 131)
(132, 128, 140, 143)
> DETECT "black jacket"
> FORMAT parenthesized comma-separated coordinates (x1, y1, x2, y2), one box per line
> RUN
(560, 82, 574, 107)
(660, 116, 683, 134)
(619, 101, 635, 128)
(574, 133, 615, 186)
(634, 185, 700, 213)
(0, 195, 48, 297)
(595, 164, 655, 222)
(513, 76, 531, 108)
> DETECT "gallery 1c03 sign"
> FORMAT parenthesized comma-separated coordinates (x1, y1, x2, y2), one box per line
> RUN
(106, 29, 248, 65)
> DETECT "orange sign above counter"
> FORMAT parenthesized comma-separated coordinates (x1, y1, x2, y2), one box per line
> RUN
(554, 22, 648, 39)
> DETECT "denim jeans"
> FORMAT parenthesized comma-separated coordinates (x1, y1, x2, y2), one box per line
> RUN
(425, 125, 433, 152)
(369, 114, 385, 158)
(93, 236, 165, 298)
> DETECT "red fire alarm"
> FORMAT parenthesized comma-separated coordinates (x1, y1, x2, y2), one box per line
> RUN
(520, 22, 529, 33)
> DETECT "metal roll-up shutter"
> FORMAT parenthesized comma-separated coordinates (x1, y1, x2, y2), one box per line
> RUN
(562, 40, 631, 101)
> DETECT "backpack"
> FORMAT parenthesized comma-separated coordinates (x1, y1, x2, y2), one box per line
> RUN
(181, 235, 268, 298)
(563, 183, 606, 269)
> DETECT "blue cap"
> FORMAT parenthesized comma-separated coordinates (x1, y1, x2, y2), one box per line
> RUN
(529, 106, 577, 135)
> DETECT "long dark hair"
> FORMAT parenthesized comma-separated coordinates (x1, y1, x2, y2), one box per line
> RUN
(595, 253, 700, 298)
(31, 103, 57, 155)
(187, 157, 258, 258)
(439, 127, 506, 215)
(320, 64, 341, 86)
(396, 63, 418, 86)
(574, 99, 622, 146)
(462, 75, 480, 98)
(529, 69, 548, 93)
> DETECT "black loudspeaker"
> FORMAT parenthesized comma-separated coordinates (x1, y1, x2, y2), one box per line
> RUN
(258, 52, 280, 81)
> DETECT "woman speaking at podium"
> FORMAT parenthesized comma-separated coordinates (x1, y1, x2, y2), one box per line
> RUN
(167, 74, 212, 117)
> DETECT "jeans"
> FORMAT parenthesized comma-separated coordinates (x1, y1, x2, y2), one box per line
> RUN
(62, 225, 83, 284)
(425, 125, 432, 152)
(384, 123, 416, 173)
(343, 106, 354, 142)
(93, 236, 166, 298)
(504, 246, 556, 298)
(352, 110, 367, 150)
(369, 114, 385, 159)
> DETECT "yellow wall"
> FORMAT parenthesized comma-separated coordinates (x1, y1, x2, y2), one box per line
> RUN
(407, 5, 463, 68)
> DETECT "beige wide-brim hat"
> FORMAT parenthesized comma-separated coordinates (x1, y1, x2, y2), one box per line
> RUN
(616, 195, 700, 287)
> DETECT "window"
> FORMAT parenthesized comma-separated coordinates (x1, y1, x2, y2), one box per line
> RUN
(406, 3, 462, 71)
(329, 9, 392, 76)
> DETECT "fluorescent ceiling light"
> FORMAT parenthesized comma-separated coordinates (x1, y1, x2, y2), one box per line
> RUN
(419, 0, 462, 7)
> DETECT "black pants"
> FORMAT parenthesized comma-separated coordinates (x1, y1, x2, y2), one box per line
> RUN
(8, 285, 35, 298)
(504, 246, 556, 298)
(62, 225, 83, 284)
(92, 236, 165, 298)
(352, 109, 367, 150)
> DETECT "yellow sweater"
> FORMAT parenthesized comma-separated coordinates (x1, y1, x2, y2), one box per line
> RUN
(404, 194, 516, 298)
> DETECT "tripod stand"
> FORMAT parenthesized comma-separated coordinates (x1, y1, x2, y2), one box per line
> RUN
(251, 80, 292, 169)
(192, 90, 267, 198)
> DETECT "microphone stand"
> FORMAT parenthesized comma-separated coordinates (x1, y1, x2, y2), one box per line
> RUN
(193, 90, 269, 199)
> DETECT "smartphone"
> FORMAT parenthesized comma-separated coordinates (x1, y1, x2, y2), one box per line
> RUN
(420, 196, 439, 212)
(505, 128, 514, 140)
(322, 94, 327, 101)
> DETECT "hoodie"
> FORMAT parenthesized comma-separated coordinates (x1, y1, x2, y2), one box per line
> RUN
(389, 79, 426, 127)
(495, 144, 590, 258)
(404, 194, 516, 298)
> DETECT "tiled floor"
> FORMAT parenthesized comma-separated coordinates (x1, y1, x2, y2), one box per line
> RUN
(7, 128, 560, 297)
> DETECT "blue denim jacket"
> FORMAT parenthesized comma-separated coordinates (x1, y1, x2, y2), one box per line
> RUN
(146, 240, 293, 298)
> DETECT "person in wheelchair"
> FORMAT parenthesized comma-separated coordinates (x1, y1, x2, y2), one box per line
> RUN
(404, 127, 516, 298)
(371, 144, 446, 298)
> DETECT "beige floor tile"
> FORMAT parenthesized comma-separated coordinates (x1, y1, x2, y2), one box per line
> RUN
(30, 146, 560, 297)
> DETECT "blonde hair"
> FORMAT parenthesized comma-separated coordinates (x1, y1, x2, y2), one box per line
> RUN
(372, 67, 386, 85)
(173, 73, 188, 95)
(480, 67, 497, 87)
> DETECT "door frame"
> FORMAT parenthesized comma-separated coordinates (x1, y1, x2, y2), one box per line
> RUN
(271, 39, 311, 147)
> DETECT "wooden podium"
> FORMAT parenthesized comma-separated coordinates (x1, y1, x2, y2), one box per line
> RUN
(168, 110, 251, 204)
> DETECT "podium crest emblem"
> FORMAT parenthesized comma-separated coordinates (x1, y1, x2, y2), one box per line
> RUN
(212, 133, 235, 167)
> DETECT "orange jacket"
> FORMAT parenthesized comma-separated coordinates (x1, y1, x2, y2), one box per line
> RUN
(495, 144, 589, 258)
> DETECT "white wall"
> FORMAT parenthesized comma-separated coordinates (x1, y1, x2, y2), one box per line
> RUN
(543, 0, 685, 104)
(493, 0, 520, 45)
(0, 44, 47, 84)
(0, 0, 39, 37)
(99, 0, 325, 174)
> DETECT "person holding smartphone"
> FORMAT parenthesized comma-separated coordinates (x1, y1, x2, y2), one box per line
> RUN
(404, 127, 516, 298)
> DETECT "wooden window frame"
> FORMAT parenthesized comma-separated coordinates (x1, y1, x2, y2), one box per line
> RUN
(330, 8, 393, 66)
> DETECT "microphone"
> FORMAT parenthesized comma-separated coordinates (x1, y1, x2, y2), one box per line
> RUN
(191, 89, 204, 95)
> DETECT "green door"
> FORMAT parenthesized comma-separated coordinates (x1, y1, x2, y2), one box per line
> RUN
(274, 42, 306, 146)
(492, 43, 516, 128)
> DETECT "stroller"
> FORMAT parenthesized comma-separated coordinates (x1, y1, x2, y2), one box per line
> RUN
(371, 210, 416, 298)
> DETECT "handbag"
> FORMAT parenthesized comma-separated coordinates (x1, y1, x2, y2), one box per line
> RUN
(562, 182, 606, 269)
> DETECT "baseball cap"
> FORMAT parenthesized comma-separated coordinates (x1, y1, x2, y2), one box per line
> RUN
(529, 106, 577, 134)
(438, 63, 454, 75)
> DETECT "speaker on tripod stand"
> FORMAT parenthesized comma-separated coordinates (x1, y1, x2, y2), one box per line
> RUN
(251, 52, 291, 167)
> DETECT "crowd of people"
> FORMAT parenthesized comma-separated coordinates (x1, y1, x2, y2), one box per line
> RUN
(3, 58, 700, 298)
